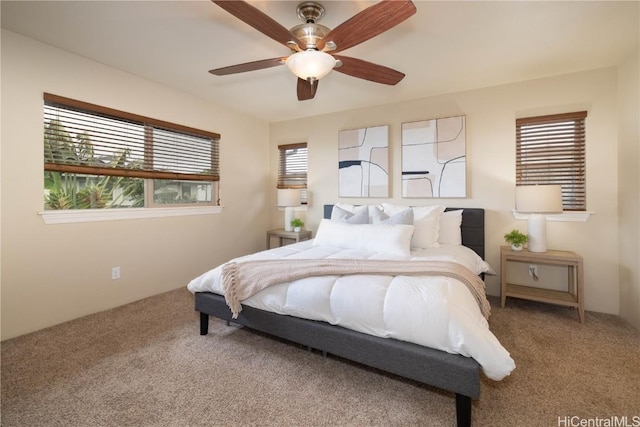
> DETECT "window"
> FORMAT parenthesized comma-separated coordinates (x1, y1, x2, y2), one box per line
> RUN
(277, 143, 308, 204)
(43, 93, 220, 210)
(516, 111, 587, 211)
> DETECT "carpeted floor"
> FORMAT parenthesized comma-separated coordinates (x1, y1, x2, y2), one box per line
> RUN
(1, 287, 639, 426)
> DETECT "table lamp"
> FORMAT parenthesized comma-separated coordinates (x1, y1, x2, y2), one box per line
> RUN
(277, 189, 301, 231)
(515, 185, 563, 253)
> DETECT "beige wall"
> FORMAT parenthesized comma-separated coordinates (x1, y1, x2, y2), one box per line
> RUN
(618, 50, 640, 330)
(270, 67, 622, 316)
(2, 28, 635, 339)
(0, 30, 271, 340)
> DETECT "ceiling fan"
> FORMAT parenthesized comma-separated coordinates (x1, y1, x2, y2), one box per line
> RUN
(209, 0, 417, 101)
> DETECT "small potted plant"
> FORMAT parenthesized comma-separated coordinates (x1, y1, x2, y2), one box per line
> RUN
(504, 229, 528, 251)
(290, 218, 304, 233)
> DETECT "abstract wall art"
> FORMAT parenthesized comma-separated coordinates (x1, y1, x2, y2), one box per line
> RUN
(338, 125, 389, 197)
(401, 115, 466, 198)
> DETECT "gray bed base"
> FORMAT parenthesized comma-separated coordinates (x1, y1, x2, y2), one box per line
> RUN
(195, 206, 485, 427)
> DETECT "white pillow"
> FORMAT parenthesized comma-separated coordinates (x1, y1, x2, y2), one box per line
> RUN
(382, 203, 446, 249)
(331, 205, 369, 224)
(371, 206, 414, 225)
(313, 219, 414, 256)
(439, 209, 463, 245)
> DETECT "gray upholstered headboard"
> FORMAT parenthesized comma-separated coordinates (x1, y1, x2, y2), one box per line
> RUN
(323, 205, 485, 260)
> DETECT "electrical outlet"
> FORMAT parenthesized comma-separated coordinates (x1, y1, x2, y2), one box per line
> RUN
(528, 264, 538, 277)
(112, 267, 121, 280)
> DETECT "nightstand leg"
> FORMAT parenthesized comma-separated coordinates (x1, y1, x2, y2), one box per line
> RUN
(500, 252, 507, 308)
(577, 260, 584, 323)
(568, 266, 575, 297)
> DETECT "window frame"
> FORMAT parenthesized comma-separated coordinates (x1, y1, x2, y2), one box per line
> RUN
(516, 111, 587, 211)
(43, 93, 220, 212)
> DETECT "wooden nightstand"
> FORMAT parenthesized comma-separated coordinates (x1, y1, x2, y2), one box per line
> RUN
(266, 229, 312, 249)
(500, 246, 584, 322)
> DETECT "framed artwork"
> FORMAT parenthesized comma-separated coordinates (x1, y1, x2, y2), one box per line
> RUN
(401, 115, 466, 198)
(338, 125, 389, 197)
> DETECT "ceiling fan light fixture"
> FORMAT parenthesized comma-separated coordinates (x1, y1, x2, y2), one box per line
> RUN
(286, 50, 335, 81)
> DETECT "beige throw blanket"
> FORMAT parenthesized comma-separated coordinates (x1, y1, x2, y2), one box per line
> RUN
(221, 259, 491, 320)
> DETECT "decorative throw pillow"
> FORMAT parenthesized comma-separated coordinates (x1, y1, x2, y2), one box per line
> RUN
(331, 205, 369, 224)
(333, 202, 359, 213)
(371, 206, 414, 225)
(439, 209, 463, 245)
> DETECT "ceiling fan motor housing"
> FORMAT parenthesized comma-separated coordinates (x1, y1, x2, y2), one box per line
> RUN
(296, 1, 325, 23)
(290, 23, 331, 50)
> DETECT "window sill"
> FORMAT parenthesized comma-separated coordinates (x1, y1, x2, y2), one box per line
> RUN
(511, 210, 592, 222)
(39, 206, 223, 224)
(280, 205, 308, 211)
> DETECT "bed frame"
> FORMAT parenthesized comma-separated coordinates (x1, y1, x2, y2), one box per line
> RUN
(195, 206, 485, 427)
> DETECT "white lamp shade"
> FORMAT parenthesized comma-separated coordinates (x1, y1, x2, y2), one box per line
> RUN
(515, 185, 563, 213)
(286, 50, 335, 81)
(277, 189, 301, 207)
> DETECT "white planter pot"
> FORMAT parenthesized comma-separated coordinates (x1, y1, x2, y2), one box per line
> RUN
(511, 244, 523, 251)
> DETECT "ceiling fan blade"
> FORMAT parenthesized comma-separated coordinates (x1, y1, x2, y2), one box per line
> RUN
(212, 1, 303, 49)
(297, 78, 318, 101)
(318, 0, 416, 53)
(209, 58, 286, 76)
(333, 55, 405, 85)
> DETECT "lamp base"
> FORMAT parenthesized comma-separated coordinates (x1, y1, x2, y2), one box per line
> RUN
(527, 214, 548, 253)
(284, 206, 294, 232)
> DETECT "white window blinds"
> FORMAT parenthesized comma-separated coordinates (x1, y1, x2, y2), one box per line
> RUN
(277, 143, 307, 203)
(44, 93, 220, 182)
(516, 111, 587, 211)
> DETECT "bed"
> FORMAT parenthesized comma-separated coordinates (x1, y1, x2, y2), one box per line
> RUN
(189, 204, 514, 427)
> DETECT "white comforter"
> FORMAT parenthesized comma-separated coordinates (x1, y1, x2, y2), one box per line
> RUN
(187, 240, 515, 381)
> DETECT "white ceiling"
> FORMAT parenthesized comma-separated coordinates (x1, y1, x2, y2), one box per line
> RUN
(2, 1, 638, 123)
